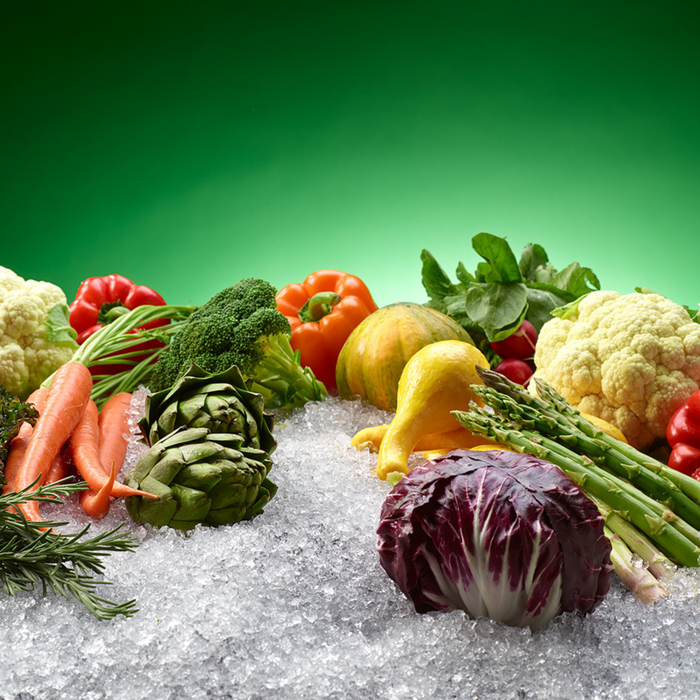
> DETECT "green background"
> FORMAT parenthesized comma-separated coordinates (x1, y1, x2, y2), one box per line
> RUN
(2, 1, 699, 310)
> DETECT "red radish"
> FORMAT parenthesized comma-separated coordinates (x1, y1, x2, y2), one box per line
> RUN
(490, 320, 538, 360)
(494, 358, 534, 387)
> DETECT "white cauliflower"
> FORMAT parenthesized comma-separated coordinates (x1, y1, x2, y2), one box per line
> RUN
(0, 266, 77, 399)
(532, 290, 700, 449)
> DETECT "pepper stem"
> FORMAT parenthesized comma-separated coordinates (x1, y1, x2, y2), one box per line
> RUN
(298, 292, 342, 323)
(98, 301, 131, 325)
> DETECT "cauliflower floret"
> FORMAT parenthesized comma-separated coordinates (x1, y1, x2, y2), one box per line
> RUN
(0, 266, 76, 399)
(533, 290, 700, 449)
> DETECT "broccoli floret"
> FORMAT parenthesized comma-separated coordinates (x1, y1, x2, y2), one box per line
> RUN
(150, 279, 328, 410)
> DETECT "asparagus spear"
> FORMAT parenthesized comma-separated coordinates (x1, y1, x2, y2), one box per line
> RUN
(452, 406, 700, 567)
(593, 498, 675, 581)
(470, 381, 700, 530)
(604, 526, 667, 605)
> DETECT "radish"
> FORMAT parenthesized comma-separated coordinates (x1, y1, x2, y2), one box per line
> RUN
(489, 320, 538, 360)
(493, 358, 534, 387)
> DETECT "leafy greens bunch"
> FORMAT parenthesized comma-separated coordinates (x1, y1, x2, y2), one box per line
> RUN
(421, 232, 600, 359)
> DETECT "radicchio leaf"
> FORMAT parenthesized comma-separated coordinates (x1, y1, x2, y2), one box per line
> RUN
(376, 449, 612, 631)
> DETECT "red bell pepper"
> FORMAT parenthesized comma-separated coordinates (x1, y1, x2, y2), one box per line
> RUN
(275, 270, 378, 392)
(69, 274, 168, 376)
(666, 389, 700, 479)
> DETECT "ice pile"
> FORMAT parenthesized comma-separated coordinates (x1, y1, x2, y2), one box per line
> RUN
(3, 395, 700, 699)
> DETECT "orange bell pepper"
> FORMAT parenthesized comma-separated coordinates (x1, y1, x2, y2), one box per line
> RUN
(275, 270, 378, 391)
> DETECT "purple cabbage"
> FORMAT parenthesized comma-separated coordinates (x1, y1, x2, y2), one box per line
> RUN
(376, 449, 612, 630)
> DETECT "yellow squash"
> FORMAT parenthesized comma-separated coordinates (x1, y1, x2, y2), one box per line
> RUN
(375, 339, 492, 480)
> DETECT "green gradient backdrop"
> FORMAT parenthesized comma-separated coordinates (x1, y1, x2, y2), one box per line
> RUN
(2, 1, 699, 310)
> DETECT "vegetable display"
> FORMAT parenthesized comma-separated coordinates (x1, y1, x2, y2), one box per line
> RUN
(667, 389, 700, 478)
(376, 449, 613, 630)
(336, 302, 474, 411)
(276, 269, 378, 391)
(125, 365, 277, 530)
(0, 266, 78, 399)
(3, 236, 700, 626)
(532, 290, 700, 449)
(149, 278, 327, 411)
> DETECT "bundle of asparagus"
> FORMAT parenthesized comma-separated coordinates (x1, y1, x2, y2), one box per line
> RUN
(452, 368, 700, 603)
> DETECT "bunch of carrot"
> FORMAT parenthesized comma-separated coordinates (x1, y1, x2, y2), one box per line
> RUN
(3, 362, 156, 523)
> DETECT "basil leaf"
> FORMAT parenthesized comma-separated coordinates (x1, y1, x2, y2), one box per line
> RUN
(455, 261, 475, 286)
(420, 249, 458, 305)
(471, 232, 523, 283)
(485, 310, 529, 342)
(525, 287, 571, 332)
(464, 281, 528, 332)
(45, 303, 79, 349)
(519, 243, 549, 282)
(551, 262, 600, 298)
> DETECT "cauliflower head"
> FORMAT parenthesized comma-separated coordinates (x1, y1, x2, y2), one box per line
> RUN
(0, 266, 77, 399)
(532, 290, 700, 449)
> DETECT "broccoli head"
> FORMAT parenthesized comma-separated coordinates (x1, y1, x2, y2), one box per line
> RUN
(150, 278, 327, 411)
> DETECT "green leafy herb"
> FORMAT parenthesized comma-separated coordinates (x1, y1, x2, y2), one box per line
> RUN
(421, 232, 600, 359)
(45, 303, 79, 348)
(0, 385, 40, 482)
(0, 479, 138, 620)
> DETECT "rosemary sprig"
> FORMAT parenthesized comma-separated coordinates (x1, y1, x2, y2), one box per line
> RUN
(0, 479, 138, 620)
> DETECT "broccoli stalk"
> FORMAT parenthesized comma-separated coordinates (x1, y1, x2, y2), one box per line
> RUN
(149, 279, 328, 411)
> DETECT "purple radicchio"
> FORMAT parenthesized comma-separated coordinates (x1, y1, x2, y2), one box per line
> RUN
(376, 449, 612, 631)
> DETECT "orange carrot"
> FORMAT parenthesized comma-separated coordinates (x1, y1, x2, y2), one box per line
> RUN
(97, 392, 133, 477)
(43, 445, 76, 486)
(69, 399, 156, 500)
(2, 386, 50, 495)
(79, 459, 117, 519)
(14, 363, 93, 521)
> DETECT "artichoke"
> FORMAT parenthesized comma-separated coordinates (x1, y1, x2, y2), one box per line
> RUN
(125, 426, 277, 530)
(125, 364, 278, 531)
(140, 363, 276, 453)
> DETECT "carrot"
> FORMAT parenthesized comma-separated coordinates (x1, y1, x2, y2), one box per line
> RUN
(2, 386, 50, 495)
(97, 392, 133, 477)
(13, 362, 93, 521)
(43, 445, 76, 486)
(69, 399, 156, 500)
(79, 459, 117, 519)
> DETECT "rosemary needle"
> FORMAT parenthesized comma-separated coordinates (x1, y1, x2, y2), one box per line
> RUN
(0, 479, 138, 620)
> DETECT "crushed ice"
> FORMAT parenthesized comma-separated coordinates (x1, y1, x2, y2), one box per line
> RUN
(3, 392, 700, 699)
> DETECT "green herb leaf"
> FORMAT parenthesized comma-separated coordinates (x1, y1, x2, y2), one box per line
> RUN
(464, 281, 528, 334)
(420, 250, 458, 305)
(471, 233, 523, 283)
(550, 293, 591, 320)
(525, 287, 572, 332)
(45, 303, 79, 349)
(549, 262, 600, 298)
(455, 261, 475, 286)
(0, 386, 39, 479)
(0, 480, 138, 620)
(518, 243, 550, 282)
